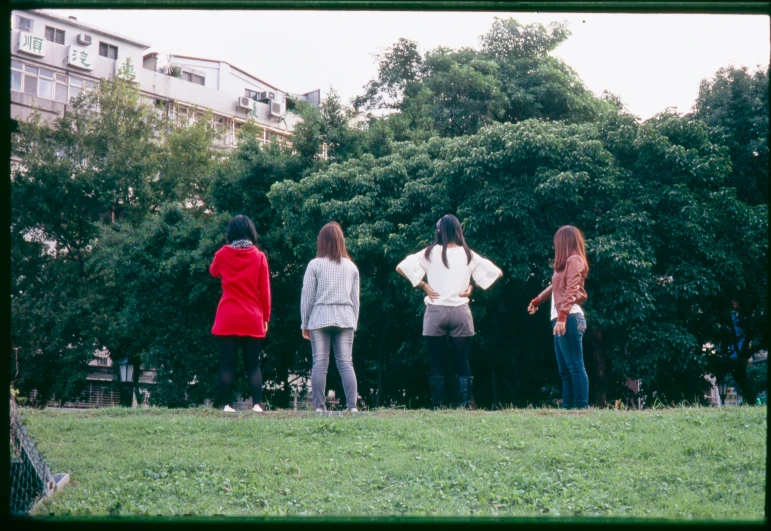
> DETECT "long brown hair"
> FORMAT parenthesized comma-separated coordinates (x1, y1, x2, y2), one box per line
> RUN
(424, 214, 472, 268)
(316, 221, 350, 264)
(553, 225, 589, 275)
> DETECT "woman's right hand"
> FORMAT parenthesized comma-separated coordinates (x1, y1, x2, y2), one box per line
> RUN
(527, 302, 537, 315)
(420, 281, 439, 300)
(302, 329, 310, 340)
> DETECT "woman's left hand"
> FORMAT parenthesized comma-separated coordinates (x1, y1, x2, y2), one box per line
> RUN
(264, 322, 269, 334)
(553, 321, 566, 337)
(459, 284, 473, 298)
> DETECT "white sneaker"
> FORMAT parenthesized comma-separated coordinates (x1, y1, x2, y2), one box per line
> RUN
(252, 404, 264, 413)
(348, 407, 359, 413)
(223, 405, 236, 412)
(315, 408, 325, 413)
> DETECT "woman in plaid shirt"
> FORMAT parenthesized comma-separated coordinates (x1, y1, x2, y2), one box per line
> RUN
(301, 222, 360, 413)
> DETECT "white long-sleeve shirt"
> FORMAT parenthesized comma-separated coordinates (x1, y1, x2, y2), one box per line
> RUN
(397, 245, 502, 306)
(300, 257, 360, 330)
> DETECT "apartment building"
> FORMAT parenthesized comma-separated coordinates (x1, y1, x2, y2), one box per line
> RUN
(11, 9, 320, 149)
(11, 10, 149, 124)
(141, 52, 320, 149)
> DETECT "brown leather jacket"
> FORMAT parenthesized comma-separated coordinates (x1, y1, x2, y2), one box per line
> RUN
(531, 255, 588, 323)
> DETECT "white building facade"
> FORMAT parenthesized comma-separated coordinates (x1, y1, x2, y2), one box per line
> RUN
(11, 9, 321, 151)
(11, 10, 150, 124)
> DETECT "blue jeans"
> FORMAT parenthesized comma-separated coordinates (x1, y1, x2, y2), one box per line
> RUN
(310, 327, 357, 409)
(552, 314, 588, 409)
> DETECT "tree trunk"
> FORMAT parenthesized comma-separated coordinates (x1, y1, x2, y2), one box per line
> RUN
(732, 357, 757, 405)
(375, 311, 392, 408)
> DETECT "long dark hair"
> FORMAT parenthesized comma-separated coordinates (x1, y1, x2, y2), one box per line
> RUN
(226, 215, 258, 245)
(553, 225, 589, 275)
(424, 214, 472, 268)
(316, 221, 350, 264)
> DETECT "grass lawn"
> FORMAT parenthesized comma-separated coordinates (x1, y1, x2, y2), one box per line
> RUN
(21, 406, 766, 519)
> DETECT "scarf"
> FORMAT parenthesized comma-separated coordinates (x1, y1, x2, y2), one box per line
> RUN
(228, 239, 254, 250)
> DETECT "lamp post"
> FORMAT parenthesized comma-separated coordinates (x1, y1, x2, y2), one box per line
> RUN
(717, 379, 728, 408)
(117, 357, 135, 407)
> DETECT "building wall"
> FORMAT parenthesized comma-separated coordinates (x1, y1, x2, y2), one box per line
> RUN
(11, 10, 149, 124)
(11, 10, 311, 145)
(11, 11, 147, 78)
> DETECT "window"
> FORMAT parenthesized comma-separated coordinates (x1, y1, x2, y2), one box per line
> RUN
(44, 26, 65, 45)
(99, 42, 118, 60)
(11, 61, 22, 92)
(39, 77, 53, 99)
(11, 70, 22, 91)
(12, 60, 72, 101)
(23, 74, 37, 96)
(69, 75, 85, 101)
(55, 83, 68, 102)
(245, 89, 259, 100)
(182, 71, 205, 86)
(15, 16, 34, 32)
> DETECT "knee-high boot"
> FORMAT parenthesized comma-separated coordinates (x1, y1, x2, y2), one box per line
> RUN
(429, 376, 445, 410)
(458, 376, 473, 409)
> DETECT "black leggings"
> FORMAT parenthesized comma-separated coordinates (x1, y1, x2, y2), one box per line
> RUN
(426, 336, 473, 378)
(218, 336, 263, 407)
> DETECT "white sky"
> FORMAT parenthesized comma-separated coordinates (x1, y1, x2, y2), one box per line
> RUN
(49, 9, 769, 120)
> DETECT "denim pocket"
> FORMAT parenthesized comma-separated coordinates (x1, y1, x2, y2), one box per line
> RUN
(576, 319, 587, 333)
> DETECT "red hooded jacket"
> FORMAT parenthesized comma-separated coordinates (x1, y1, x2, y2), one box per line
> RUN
(210, 245, 271, 338)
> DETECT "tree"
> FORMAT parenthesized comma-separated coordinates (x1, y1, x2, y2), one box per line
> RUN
(90, 206, 228, 407)
(11, 67, 163, 405)
(158, 109, 221, 210)
(353, 17, 611, 145)
(692, 65, 769, 205)
(352, 38, 423, 111)
(479, 18, 570, 61)
(268, 111, 766, 409)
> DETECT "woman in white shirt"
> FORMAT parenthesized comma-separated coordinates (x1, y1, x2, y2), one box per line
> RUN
(396, 214, 503, 409)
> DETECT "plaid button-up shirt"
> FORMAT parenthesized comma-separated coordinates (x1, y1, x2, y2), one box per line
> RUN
(300, 257, 360, 331)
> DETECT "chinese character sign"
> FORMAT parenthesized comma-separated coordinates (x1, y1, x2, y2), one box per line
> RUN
(115, 58, 137, 80)
(67, 45, 93, 70)
(18, 31, 45, 57)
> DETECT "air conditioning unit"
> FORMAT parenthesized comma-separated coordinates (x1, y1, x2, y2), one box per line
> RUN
(237, 96, 252, 111)
(77, 34, 92, 46)
(269, 101, 282, 117)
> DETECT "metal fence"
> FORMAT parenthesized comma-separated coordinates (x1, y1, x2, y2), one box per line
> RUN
(9, 393, 56, 514)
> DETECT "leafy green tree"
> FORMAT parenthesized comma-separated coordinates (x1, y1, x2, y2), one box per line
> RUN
(90, 206, 228, 407)
(11, 67, 162, 405)
(692, 65, 769, 205)
(354, 17, 610, 143)
(353, 38, 423, 111)
(268, 112, 766, 408)
(158, 109, 221, 209)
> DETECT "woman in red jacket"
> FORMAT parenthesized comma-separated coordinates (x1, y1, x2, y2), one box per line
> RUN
(210, 215, 271, 413)
(527, 226, 589, 410)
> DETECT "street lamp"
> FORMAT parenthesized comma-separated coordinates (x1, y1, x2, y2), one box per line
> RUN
(117, 357, 135, 407)
(717, 379, 728, 407)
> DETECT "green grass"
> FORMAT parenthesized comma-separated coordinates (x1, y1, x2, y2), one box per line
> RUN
(21, 406, 766, 519)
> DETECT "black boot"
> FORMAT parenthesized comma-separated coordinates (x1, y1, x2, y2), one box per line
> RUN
(458, 376, 473, 409)
(429, 376, 445, 410)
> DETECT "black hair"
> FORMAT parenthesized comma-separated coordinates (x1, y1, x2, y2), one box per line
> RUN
(226, 215, 258, 245)
(423, 214, 472, 268)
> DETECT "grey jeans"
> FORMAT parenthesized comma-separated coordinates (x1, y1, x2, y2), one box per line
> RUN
(310, 327, 358, 409)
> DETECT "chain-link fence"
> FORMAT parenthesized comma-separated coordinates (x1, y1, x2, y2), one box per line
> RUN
(9, 393, 58, 515)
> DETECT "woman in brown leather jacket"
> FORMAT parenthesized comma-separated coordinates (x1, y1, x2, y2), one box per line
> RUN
(527, 226, 589, 409)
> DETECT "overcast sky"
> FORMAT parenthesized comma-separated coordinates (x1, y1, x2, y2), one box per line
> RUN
(48, 9, 769, 120)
